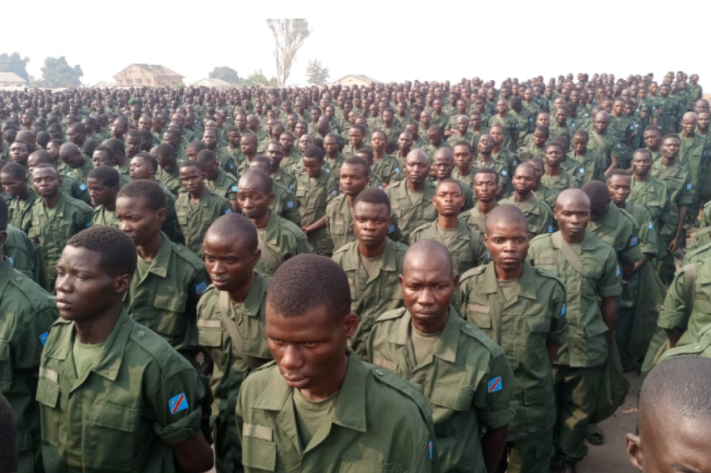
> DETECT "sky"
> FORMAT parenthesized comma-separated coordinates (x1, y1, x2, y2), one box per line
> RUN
(1, 0, 709, 89)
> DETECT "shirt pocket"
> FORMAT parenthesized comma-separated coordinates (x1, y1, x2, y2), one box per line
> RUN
(0, 340, 11, 390)
(151, 292, 188, 339)
(340, 459, 400, 473)
(429, 382, 474, 436)
(176, 211, 188, 227)
(85, 401, 141, 469)
(466, 303, 492, 334)
(36, 377, 61, 446)
(242, 436, 277, 471)
(523, 316, 552, 365)
(197, 319, 223, 348)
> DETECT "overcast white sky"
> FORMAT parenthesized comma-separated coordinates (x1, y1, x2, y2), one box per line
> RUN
(2, 0, 709, 88)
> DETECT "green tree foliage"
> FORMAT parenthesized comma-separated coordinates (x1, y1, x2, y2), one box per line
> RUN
(306, 60, 330, 85)
(0, 52, 30, 81)
(40, 56, 83, 88)
(266, 19, 310, 87)
(244, 69, 277, 87)
(209, 66, 241, 84)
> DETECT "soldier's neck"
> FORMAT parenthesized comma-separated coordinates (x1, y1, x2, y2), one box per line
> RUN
(478, 200, 497, 214)
(545, 166, 562, 176)
(228, 272, 256, 305)
(494, 263, 524, 281)
(514, 191, 533, 203)
(437, 215, 458, 230)
(252, 211, 270, 230)
(74, 305, 122, 345)
(42, 192, 61, 209)
(137, 233, 163, 261)
(358, 240, 386, 259)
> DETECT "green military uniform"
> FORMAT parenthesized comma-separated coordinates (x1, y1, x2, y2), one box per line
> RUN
(28, 194, 93, 291)
(220, 146, 246, 169)
(158, 166, 182, 196)
(511, 109, 533, 142)
(4, 225, 37, 282)
(410, 220, 487, 276)
(587, 131, 621, 169)
(450, 168, 476, 189)
(37, 309, 207, 473)
(255, 211, 313, 282)
(488, 114, 519, 152)
(516, 143, 546, 163)
(527, 231, 622, 465)
(60, 159, 94, 185)
(473, 157, 511, 191)
(651, 159, 693, 283)
(91, 205, 118, 227)
(677, 133, 709, 227)
(215, 149, 239, 177)
(197, 278, 272, 473)
(325, 195, 402, 253)
(501, 195, 554, 238)
(272, 167, 296, 193)
(56, 174, 91, 204)
(533, 184, 558, 210)
(659, 322, 711, 361)
(294, 171, 339, 255)
(367, 308, 515, 473)
(0, 258, 58, 473)
(652, 97, 676, 134)
(629, 175, 669, 229)
(541, 171, 578, 193)
(420, 142, 451, 162)
(446, 132, 476, 149)
(267, 181, 300, 226)
(430, 112, 450, 130)
(371, 155, 403, 184)
(323, 154, 346, 184)
(385, 181, 438, 244)
(205, 169, 238, 204)
(549, 122, 573, 144)
(175, 188, 232, 258)
(235, 352, 437, 473)
(458, 262, 567, 473)
(332, 238, 408, 359)
(458, 204, 497, 233)
(7, 190, 39, 235)
(124, 234, 209, 357)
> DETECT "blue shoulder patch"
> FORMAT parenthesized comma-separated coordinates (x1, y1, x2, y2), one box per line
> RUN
(488, 376, 502, 393)
(388, 224, 395, 234)
(648, 221, 654, 230)
(231, 185, 238, 192)
(630, 236, 638, 246)
(225, 209, 232, 214)
(79, 184, 87, 191)
(394, 167, 401, 174)
(8, 256, 14, 266)
(547, 225, 554, 233)
(195, 281, 208, 295)
(561, 304, 566, 317)
(39, 332, 49, 347)
(169, 393, 189, 415)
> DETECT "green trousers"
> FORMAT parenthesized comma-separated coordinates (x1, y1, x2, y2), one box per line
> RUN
(552, 364, 603, 464)
(496, 430, 553, 473)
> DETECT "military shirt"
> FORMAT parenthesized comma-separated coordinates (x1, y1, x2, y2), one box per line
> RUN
(28, 194, 93, 290)
(458, 262, 566, 439)
(236, 352, 437, 473)
(488, 114, 519, 152)
(157, 166, 182, 196)
(206, 169, 239, 204)
(196, 277, 272, 470)
(385, 181, 438, 244)
(541, 170, 579, 193)
(4, 224, 37, 282)
(7, 190, 39, 235)
(37, 310, 206, 473)
(659, 322, 711, 361)
(410, 220, 487, 275)
(500, 194, 554, 238)
(678, 133, 709, 188)
(294, 172, 339, 255)
(458, 204, 497, 233)
(527, 231, 622, 367)
(371, 154, 403, 183)
(325, 195, 402, 253)
(255, 212, 313, 282)
(587, 131, 621, 168)
(124, 234, 209, 355)
(629, 175, 670, 226)
(0, 259, 57, 470)
(587, 204, 643, 266)
(271, 167, 296, 193)
(516, 143, 546, 163)
(61, 158, 94, 185)
(472, 157, 510, 191)
(332, 238, 408, 358)
(533, 184, 558, 210)
(367, 308, 515, 471)
(651, 160, 693, 238)
(91, 205, 118, 227)
(175, 188, 232, 257)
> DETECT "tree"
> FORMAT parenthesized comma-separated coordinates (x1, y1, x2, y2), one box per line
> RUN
(244, 69, 277, 88)
(266, 19, 310, 87)
(305, 60, 330, 85)
(40, 56, 83, 88)
(0, 52, 30, 81)
(209, 66, 241, 84)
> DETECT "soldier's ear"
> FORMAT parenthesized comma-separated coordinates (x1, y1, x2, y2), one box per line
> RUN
(343, 312, 359, 338)
(625, 433, 643, 471)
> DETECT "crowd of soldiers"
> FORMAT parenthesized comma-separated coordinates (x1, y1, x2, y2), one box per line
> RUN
(1, 69, 711, 473)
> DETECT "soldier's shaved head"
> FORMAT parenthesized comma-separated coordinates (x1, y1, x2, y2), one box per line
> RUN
(581, 181, 611, 208)
(485, 204, 528, 234)
(238, 169, 272, 194)
(404, 240, 454, 277)
(555, 189, 591, 211)
(205, 213, 258, 252)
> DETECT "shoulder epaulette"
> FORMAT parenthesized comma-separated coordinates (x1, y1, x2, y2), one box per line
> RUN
(374, 307, 407, 323)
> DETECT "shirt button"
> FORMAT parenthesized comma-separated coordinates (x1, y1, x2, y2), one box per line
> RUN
(465, 324, 473, 330)
(695, 345, 703, 350)
(15, 276, 23, 282)
(375, 369, 384, 376)
(137, 330, 145, 338)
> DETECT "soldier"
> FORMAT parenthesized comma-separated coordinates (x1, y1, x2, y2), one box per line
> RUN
(294, 145, 339, 256)
(235, 254, 437, 472)
(331, 188, 408, 359)
(1, 162, 38, 234)
(265, 141, 296, 193)
(175, 160, 232, 258)
(529, 158, 559, 209)
(626, 357, 711, 472)
(38, 226, 213, 472)
(587, 111, 621, 175)
(458, 205, 567, 473)
(0, 196, 58, 473)
(117, 180, 210, 360)
(651, 134, 692, 284)
(238, 170, 312, 282)
(501, 163, 554, 239)
(451, 141, 476, 187)
(474, 134, 510, 197)
(411, 179, 486, 276)
(459, 169, 500, 232)
(197, 150, 239, 213)
(58, 142, 93, 185)
(197, 214, 273, 473)
(247, 157, 302, 226)
(541, 143, 579, 192)
(527, 189, 622, 472)
(488, 99, 519, 152)
(431, 147, 475, 212)
(155, 143, 182, 196)
(370, 130, 403, 184)
(368, 240, 515, 472)
(28, 164, 93, 291)
(628, 149, 669, 231)
(678, 112, 709, 227)
(385, 149, 437, 243)
(88, 166, 120, 227)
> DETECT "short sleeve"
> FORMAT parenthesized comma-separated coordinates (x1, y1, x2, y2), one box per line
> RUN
(598, 250, 623, 298)
(619, 227, 643, 266)
(475, 352, 516, 430)
(679, 174, 694, 205)
(547, 281, 568, 346)
(147, 366, 206, 445)
(14, 306, 58, 369)
(657, 267, 688, 331)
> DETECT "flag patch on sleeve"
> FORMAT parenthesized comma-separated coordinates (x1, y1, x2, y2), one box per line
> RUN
(488, 376, 502, 393)
(39, 332, 49, 347)
(169, 393, 189, 415)
(195, 282, 208, 295)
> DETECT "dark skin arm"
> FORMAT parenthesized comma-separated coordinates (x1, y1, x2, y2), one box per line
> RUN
(482, 425, 509, 473)
(601, 296, 617, 345)
(669, 205, 687, 252)
(630, 253, 653, 277)
(172, 433, 214, 473)
(665, 328, 683, 348)
(302, 215, 327, 234)
(547, 343, 561, 364)
(604, 156, 620, 176)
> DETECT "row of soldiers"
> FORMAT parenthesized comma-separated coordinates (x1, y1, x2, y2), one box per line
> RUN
(0, 71, 709, 473)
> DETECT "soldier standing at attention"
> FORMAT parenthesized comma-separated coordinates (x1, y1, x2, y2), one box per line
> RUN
(235, 254, 438, 473)
(368, 240, 515, 472)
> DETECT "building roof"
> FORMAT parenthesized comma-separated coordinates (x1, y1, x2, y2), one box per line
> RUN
(192, 78, 233, 88)
(0, 72, 27, 84)
(93, 81, 116, 88)
(332, 74, 380, 86)
(113, 64, 184, 79)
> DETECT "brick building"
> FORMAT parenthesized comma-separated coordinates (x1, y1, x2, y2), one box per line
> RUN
(113, 64, 184, 87)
